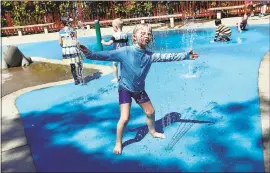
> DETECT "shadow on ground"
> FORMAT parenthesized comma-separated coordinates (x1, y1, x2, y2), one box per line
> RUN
(9, 91, 265, 172)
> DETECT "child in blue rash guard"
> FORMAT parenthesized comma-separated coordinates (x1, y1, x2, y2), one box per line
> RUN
(78, 24, 199, 155)
(101, 18, 129, 83)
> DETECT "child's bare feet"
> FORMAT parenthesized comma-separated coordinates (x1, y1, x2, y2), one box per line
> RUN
(150, 132, 166, 139)
(113, 143, 122, 155)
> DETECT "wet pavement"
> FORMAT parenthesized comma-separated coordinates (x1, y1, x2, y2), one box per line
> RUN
(1, 62, 99, 97)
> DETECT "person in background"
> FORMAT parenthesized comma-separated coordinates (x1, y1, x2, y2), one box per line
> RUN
(259, 1, 268, 17)
(245, 0, 255, 16)
(237, 13, 249, 32)
(59, 15, 84, 85)
(214, 19, 232, 42)
(101, 18, 129, 83)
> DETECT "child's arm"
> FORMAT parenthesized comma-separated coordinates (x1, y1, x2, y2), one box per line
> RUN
(78, 44, 125, 62)
(59, 29, 65, 47)
(101, 36, 115, 46)
(237, 23, 242, 32)
(59, 35, 63, 47)
(74, 30, 78, 40)
(214, 28, 220, 41)
(101, 39, 114, 46)
(151, 50, 198, 62)
(237, 20, 242, 32)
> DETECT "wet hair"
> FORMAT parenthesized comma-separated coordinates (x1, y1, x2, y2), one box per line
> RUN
(132, 23, 152, 43)
(215, 19, 222, 26)
(112, 18, 124, 30)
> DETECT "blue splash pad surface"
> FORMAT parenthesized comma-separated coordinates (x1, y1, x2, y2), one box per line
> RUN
(16, 24, 269, 172)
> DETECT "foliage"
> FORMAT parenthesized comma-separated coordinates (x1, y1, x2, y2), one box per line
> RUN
(1, 1, 57, 26)
(211, 2, 217, 7)
(1, 1, 245, 27)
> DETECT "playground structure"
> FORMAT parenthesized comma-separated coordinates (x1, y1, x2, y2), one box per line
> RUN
(1, 1, 270, 37)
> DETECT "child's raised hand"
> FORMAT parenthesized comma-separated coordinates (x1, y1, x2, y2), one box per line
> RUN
(189, 50, 199, 60)
(101, 40, 105, 44)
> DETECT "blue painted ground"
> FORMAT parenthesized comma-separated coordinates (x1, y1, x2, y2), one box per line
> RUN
(16, 24, 269, 172)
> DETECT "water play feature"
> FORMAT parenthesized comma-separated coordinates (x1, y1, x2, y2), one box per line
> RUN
(180, 17, 197, 79)
(3, 45, 32, 69)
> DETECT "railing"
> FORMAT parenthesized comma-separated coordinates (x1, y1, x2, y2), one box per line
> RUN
(1, 2, 269, 37)
(83, 12, 215, 28)
(1, 23, 56, 36)
(1, 11, 216, 37)
(208, 5, 245, 11)
(208, 2, 270, 17)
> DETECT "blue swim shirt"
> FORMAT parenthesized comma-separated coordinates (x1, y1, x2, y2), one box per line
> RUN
(85, 45, 190, 92)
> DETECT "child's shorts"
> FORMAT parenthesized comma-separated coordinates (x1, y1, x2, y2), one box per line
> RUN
(118, 88, 150, 104)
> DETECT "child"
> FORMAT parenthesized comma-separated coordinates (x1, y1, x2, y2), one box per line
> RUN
(59, 16, 84, 85)
(214, 19, 232, 42)
(259, 1, 267, 17)
(78, 24, 199, 155)
(245, 0, 253, 15)
(237, 14, 249, 32)
(101, 18, 129, 83)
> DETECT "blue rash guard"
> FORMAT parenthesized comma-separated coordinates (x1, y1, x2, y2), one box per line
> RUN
(85, 45, 190, 92)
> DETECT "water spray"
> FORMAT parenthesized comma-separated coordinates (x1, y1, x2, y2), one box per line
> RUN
(70, 2, 86, 85)
(180, 14, 198, 79)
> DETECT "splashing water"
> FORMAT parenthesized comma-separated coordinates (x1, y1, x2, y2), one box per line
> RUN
(77, 21, 89, 37)
(181, 61, 197, 78)
(165, 103, 217, 151)
(70, 3, 86, 84)
(73, 3, 89, 37)
(237, 37, 242, 44)
(180, 16, 197, 79)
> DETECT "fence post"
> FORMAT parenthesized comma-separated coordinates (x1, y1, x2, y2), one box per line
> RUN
(217, 10, 222, 19)
(44, 26, 49, 34)
(170, 17, 174, 28)
(18, 29, 22, 36)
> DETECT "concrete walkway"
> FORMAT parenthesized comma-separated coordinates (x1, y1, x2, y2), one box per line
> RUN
(258, 52, 270, 172)
(1, 16, 269, 172)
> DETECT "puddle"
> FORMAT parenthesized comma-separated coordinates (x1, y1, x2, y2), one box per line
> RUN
(1, 62, 99, 97)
